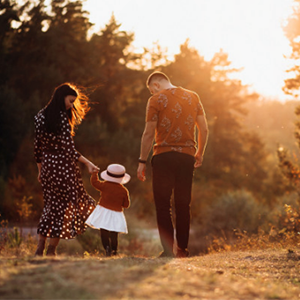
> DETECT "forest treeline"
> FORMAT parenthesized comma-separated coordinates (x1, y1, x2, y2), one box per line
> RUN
(1, 0, 300, 249)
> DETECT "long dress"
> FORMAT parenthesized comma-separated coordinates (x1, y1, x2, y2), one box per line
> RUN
(34, 108, 95, 239)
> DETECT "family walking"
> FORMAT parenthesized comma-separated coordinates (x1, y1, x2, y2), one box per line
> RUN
(34, 71, 208, 257)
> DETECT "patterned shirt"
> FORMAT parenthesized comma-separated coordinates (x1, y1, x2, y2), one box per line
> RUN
(146, 87, 204, 157)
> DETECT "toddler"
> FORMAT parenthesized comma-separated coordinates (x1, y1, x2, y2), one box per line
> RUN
(86, 164, 130, 256)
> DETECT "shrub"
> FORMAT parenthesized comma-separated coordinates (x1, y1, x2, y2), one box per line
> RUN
(190, 190, 269, 253)
(201, 190, 267, 236)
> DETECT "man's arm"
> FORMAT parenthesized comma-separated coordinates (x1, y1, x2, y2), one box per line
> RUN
(137, 121, 157, 181)
(194, 114, 209, 168)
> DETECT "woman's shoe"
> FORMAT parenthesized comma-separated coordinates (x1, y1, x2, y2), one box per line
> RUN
(46, 245, 57, 256)
(34, 239, 46, 256)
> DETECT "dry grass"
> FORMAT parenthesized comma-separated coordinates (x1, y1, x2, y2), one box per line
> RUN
(0, 248, 300, 299)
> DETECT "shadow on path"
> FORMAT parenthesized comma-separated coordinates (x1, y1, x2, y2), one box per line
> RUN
(0, 255, 172, 299)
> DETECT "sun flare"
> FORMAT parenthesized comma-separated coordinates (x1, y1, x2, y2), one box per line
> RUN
(84, 0, 296, 101)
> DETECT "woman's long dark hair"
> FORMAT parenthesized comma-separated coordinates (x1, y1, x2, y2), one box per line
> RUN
(44, 83, 90, 136)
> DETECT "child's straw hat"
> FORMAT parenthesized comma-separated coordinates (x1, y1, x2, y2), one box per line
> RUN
(101, 164, 131, 184)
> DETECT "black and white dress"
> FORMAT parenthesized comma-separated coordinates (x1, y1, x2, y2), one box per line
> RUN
(34, 109, 95, 239)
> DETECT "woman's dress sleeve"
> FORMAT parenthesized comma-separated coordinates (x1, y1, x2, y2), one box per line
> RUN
(34, 115, 43, 163)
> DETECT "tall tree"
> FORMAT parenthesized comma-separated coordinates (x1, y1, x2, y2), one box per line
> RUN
(88, 15, 141, 132)
(0, 0, 94, 176)
(0, 0, 19, 86)
(0, 0, 26, 178)
(7, 0, 93, 102)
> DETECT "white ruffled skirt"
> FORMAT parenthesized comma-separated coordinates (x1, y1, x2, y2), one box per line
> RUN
(85, 205, 128, 233)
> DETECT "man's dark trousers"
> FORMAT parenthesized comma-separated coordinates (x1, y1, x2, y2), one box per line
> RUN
(152, 152, 195, 254)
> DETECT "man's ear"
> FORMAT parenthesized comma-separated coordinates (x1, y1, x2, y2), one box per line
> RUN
(154, 82, 160, 89)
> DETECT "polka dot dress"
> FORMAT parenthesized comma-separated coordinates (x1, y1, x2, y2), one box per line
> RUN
(34, 109, 96, 239)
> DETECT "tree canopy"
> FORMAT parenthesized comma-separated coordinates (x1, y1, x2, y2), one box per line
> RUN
(0, 0, 291, 221)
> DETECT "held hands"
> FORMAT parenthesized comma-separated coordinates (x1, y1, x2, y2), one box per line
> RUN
(86, 161, 100, 174)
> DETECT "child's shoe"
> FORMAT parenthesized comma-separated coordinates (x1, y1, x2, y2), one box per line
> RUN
(105, 246, 111, 257)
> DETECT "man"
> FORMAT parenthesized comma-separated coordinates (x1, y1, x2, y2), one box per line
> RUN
(137, 71, 208, 258)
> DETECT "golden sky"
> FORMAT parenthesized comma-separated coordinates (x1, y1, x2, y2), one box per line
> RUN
(84, 0, 296, 101)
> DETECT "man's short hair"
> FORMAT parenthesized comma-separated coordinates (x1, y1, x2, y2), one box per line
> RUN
(146, 71, 170, 88)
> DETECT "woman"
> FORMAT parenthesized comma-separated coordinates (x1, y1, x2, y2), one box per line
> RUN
(34, 83, 99, 256)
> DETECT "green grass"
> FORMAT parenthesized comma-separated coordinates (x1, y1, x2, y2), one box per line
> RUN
(1, 249, 300, 299)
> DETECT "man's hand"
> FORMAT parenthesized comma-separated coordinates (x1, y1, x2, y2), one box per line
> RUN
(195, 114, 208, 168)
(137, 163, 147, 181)
(194, 152, 203, 168)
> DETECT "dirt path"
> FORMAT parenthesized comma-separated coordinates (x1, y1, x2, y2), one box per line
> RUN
(0, 248, 300, 299)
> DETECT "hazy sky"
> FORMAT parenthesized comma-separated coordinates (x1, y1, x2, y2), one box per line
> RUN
(83, 0, 296, 101)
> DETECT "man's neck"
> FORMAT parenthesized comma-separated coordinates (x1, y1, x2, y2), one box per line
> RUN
(162, 82, 176, 90)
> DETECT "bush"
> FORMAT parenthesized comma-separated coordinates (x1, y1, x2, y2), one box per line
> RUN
(203, 190, 266, 235)
(267, 192, 300, 242)
(193, 189, 268, 245)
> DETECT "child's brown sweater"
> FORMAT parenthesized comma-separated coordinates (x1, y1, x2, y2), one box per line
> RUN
(90, 173, 130, 212)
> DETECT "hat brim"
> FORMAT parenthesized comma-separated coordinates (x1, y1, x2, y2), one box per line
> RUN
(100, 170, 131, 184)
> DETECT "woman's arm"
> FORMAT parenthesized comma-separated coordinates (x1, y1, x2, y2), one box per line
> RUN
(34, 117, 43, 164)
(61, 117, 99, 173)
(34, 116, 43, 183)
(79, 155, 100, 174)
(37, 163, 42, 183)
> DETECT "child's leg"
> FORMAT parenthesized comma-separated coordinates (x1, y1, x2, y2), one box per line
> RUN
(110, 231, 118, 254)
(100, 229, 111, 254)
